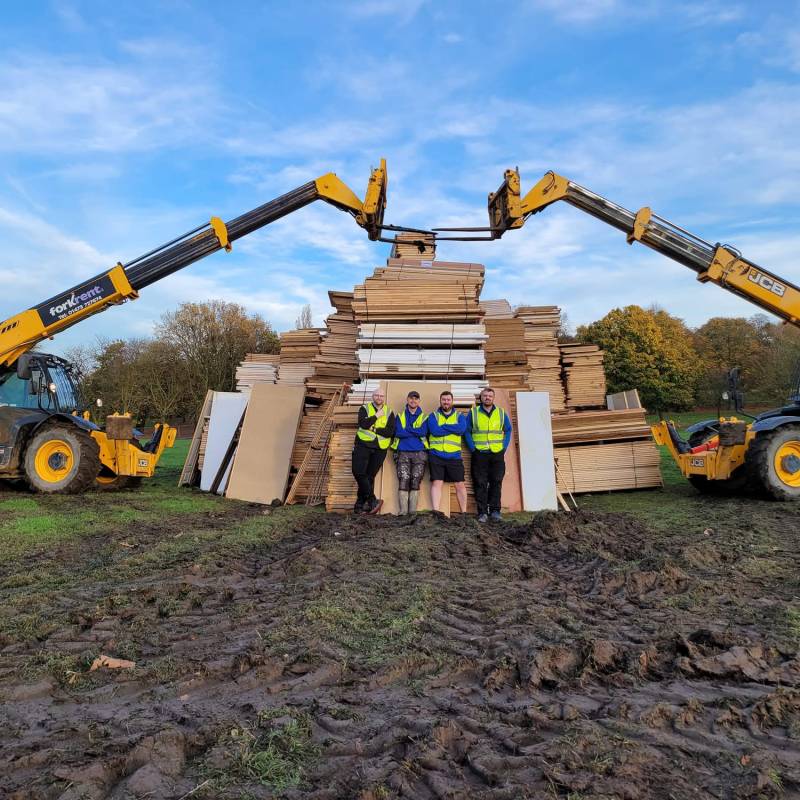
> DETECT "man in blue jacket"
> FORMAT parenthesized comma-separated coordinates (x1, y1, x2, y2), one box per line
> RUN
(465, 387, 512, 522)
(391, 390, 428, 515)
(427, 390, 468, 514)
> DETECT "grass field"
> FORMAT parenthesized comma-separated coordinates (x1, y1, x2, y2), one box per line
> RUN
(3, 415, 800, 798)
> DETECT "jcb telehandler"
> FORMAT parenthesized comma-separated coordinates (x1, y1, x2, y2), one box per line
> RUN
(0, 162, 388, 493)
(436, 168, 800, 501)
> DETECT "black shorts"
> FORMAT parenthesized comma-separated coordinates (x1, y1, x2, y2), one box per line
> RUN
(428, 453, 465, 483)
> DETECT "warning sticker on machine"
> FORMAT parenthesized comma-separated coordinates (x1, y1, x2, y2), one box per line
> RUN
(36, 275, 117, 325)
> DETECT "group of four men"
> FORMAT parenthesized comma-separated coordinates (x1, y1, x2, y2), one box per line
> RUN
(351, 387, 511, 522)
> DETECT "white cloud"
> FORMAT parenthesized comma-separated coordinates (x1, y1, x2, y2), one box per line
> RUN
(443, 32, 463, 44)
(346, 0, 427, 25)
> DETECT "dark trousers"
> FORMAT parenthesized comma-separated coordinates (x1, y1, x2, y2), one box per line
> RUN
(471, 449, 506, 514)
(352, 442, 387, 507)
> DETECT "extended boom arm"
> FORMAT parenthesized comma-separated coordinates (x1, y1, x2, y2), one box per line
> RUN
(484, 168, 800, 327)
(0, 161, 388, 366)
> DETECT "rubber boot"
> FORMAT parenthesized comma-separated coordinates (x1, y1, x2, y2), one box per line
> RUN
(408, 489, 419, 515)
(397, 490, 409, 515)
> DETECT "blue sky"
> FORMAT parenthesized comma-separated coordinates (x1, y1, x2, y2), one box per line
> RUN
(1, 1, 799, 354)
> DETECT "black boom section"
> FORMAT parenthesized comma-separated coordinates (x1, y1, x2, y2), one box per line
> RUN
(125, 181, 319, 290)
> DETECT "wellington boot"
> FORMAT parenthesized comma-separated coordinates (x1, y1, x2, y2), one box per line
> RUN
(408, 490, 420, 514)
(398, 490, 409, 515)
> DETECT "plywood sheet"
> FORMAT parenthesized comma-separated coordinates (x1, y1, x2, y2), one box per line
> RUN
(225, 384, 306, 504)
(493, 388, 522, 513)
(200, 392, 248, 492)
(378, 381, 451, 516)
(516, 391, 557, 511)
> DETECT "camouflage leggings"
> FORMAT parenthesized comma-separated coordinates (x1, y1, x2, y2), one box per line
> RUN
(394, 450, 428, 491)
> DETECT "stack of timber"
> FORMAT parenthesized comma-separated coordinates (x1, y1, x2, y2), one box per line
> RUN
(356, 348, 485, 377)
(325, 405, 361, 512)
(484, 317, 528, 390)
(347, 379, 485, 407)
(309, 291, 358, 400)
(358, 323, 487, 347)
(515, 306, 566, 412)
(552, 407, 662, 493)
(560, 343, 607, 408)
(480, 298, 514, 319)
(277, 328, 321, 387)
(389, 231, 436, 262)
(235, 354, 279, 395)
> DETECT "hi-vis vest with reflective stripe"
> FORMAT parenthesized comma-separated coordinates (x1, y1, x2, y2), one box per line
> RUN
(428, 410, 462, 454)
(471, 405, 506, 453)
(391, 410, 428, 450)
(357, 402, 393, 450)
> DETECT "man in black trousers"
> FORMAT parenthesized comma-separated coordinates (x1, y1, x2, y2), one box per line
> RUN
(465, 387, 512, 523)
(351, 388, 396, 514)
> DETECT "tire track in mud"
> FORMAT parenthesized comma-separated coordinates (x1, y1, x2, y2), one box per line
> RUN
(2, 509, 800, 798)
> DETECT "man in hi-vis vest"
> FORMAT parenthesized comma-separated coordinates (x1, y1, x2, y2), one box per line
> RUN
(391, 390, 428, 515)
(465, 387, 512, 523)
(427, 390, 468, 514)
(352, 388, 396, 514)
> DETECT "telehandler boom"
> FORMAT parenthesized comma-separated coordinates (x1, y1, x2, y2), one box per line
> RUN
(0, 161, 388, 493)
(441, 168, 800, 500)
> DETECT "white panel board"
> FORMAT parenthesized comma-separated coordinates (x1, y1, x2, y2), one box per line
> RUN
(200, 392, 248, 492)
(516, 391, 557, 511)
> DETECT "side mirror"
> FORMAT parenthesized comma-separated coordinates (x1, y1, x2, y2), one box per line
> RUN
(16, 355, 32, 381)
(96, 398, 103, 408)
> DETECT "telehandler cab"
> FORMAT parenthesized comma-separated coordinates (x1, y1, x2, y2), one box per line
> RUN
(0, 161, 390, 493)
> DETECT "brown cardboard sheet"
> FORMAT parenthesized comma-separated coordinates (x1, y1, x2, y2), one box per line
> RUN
(225, 384, 305, 504)
(494, 387, 523, 512)
(378, 381, 451, 516)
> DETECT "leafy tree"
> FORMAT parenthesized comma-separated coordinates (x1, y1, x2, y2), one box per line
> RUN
(578, 305, 701, 410)
(156, 300, 279, 402)
(295, 303, 313, 329)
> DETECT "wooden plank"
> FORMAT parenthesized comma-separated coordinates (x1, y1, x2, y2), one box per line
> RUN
(554, 441, 662, 493)
(225, 384, 306, 504)
(378, 381, 451, 516)
(493, 388, 522, 513)
(179, 389, 213, 487)
(516, 391, 558, 511)
(200, 392, 248, 492)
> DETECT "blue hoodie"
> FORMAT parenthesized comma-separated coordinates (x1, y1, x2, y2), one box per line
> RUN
(393, 405, 428, 452)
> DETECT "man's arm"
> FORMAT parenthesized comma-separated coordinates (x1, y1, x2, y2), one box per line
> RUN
(503, 410, 513, 451)
(358, 405, 377, 431)
(375, 410, 396, 439)
(464, 409, 476, 452)
(438, 414, 467, 435)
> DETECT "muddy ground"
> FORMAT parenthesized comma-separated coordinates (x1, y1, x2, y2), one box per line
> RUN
(2, 490, 800, 799)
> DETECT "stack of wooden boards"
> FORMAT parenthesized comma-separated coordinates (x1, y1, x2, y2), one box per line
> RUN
(560, 342, 607, 408)
(277, 329, 321, 386)
(515, 305, 566, 412)
(235, 354, 278, 395)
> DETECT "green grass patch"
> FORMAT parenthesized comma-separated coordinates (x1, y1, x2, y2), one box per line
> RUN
(152, 495, 221, 514)
(0, 497, 41, 513)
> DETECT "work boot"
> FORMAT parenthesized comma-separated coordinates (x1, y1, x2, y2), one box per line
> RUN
(477, 513, 489, 523)
(367, 498, 383, 515)
(353, 501, 364, 514)
(398, 490, 409, 515)
(490, 510, 503, 522)
(408, 490, 420, 515)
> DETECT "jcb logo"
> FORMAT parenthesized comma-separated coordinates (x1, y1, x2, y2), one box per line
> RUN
(748, 269, 786, 297)
(690, 457, 705, 467)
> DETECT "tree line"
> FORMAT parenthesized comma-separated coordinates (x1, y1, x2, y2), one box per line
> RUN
(577, 305, 800, 411)
(68, 300, 800, 423)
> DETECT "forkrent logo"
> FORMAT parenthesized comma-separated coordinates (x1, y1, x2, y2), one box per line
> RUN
(35, 275, 116, 325)
(49, 285, 104, 318)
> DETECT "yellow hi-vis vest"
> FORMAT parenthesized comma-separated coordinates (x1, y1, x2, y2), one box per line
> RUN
(357, 402, 393, 450)
(391, 410, 428, 450)
(428, 410, 462, 455)
(471, 405, 506, 453)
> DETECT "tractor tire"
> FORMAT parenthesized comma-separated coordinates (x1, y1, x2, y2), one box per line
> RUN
(687, 468, 749, 496)
(748, 425, 800, 501)
(23, 424, 100, 494)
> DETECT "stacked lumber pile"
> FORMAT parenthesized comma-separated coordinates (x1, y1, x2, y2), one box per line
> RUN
(235, 354, 279, 395)
(552, 407, 662, 493)
(515, 306, 566, 412)
(480, 298, 514, 319)
(390, 231, 436, 262)
(278, 328, 321, 386)
(308, 291, 358, 400)
(483, 317, 528, 390)
(560, 343, 607, 408)
(325, 406, 360, 512)
(347, 379, 485, 407)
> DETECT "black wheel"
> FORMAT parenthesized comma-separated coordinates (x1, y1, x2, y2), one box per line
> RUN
(687, 468, 749, 496)
(748, 425, 800, 501)
(24, 424, 100, 494)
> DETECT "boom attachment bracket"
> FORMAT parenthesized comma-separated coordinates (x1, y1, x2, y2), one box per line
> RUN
(210, 217, 232, 252)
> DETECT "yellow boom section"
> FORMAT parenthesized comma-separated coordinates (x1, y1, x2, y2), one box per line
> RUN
(0, 161, 388, 367)
(487, 169, 800, 328)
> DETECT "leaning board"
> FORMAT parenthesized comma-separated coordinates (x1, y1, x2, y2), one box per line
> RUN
(516, 391, 557, 511)
(225, 384, 306, 504)
(200, 392, 248, 492)
(378, 381, 451, 516)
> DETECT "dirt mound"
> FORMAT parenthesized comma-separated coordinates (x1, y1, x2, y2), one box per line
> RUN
(2, 507, 800, 798)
